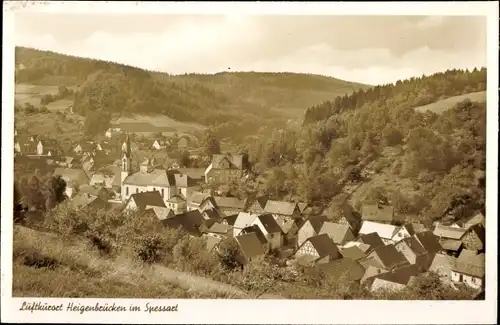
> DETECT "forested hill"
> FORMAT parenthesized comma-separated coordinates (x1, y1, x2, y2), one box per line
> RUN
(303, 68, 487, 125)
(15, 47, 370, 129)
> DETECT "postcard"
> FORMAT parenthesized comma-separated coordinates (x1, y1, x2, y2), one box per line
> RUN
(1, 1, 498, 324)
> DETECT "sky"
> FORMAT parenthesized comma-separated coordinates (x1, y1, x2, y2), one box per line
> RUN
(14, 14, 487, 85)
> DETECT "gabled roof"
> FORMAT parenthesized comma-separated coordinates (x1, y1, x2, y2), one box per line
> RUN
(235, 233, 266, 260)
(453, 252, 485, 278)
(214, 196, 247, 210)
(53, 168, 90, 185)
(144, 206, 174, 221)
(433, 224, 468, 240)
(373, 264, 420, 286)
(206, 222, 232, 235)
(440, 239, 463, 251)
(465, 213, 485, 228)
(317, 258, 366, 282)
(224, 214, 239, 226)
(166, 195, 186, 204)
(414, 231, 442, 254)
(319, 222, 353, 245)
(70, 192, 103, 211)
(163, 209, 205, 237)
(302, 233, 341, 260)
(206, 236, 222, 251)
(188, 191, 212, 205)
(264, 200, 298, 216)
(78, 184, 106, 197)
(359, 221, 398, 240)
(339, 245, 367, 261)
(241, 225, 268, 246)
(343, 241, 372, 253)
(429, 253, 457, 273)
(202, 207, 226, 221)
(304, 215, 328, 233)
(246, 195, 270, 212)
(234, 212, 259, 230)
(210, 154, 244, 170)
(370, 244, 409, 269)
(128, 191, 166, 213)
(408, 223, 429, 234)
(297, 202, 309, 213)
(358, 232, 385, 250)
(467, 224, 485, 248)
(361, 204, 394, 222)
(255, 213, 282, 234)
(397, 237, 428, 256)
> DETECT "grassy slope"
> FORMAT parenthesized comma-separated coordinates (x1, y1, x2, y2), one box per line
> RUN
(414, 91, 486, 114)
(12, 225, 247, 298)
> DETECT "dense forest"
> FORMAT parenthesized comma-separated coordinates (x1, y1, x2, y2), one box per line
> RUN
(15, 47, 368, 141)
(234, 68, 486, 226)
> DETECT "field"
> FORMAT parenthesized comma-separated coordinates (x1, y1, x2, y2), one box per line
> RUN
(414, 91, 486, 114)
(15, 84, 59, 107)
(15, 111, 85, 143)
(112, 114, 206, 136)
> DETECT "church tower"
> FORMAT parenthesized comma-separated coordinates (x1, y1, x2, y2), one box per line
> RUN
(121, 133, 132, 201)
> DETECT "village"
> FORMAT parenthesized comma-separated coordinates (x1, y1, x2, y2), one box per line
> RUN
(13, 121, 486, 295)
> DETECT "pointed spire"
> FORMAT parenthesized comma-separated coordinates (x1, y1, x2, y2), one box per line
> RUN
(123, 133, 132, 158)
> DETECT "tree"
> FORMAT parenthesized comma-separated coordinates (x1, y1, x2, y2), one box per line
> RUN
(84, 111, 111, 137)
(202, 129, 221, 157)
(180, 150, 191, 167)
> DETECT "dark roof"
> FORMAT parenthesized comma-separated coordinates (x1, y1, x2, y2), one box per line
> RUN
(213, 196, 247, 210)
(256, 213, 283, 234)
(210, 154, 244, 170)
(163, 209, 205, 237)
(297, 202, 309, 213)
(129, 191, 166, 213)
(246, 195, 270, 212)
(339, 246, 367, 261)
(414, 231, 442, 254)
(224, 214, 239, 226)
(373, 264, 420, 285)
(358, 232, 385, 250)
(206, 222, 232, 235)
(370, 244, 409, 269)
(399, 237, 427, 256)
(202, 207, 226, 221)
(235, 233, 266, 260)
(307, 215, 328, 233)
(142, 206, 174, 221)
(468, 224, 485, 247)
(241, 225, 268, 246)
(305, 234, 341, 259)
(361, 204, 394, 222)
(317, 258, 366, 282)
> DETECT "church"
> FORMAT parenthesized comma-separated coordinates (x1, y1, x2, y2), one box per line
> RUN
(120, 134, 197, 208)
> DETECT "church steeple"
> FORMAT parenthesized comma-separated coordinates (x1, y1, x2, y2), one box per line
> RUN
(120, 133, 132, 201)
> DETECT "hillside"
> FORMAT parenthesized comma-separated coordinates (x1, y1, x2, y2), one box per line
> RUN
(15, 47, 370, 141)
(241, 68, 486, 226)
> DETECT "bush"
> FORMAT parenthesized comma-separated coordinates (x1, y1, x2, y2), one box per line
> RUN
(134, 234, 165, 264)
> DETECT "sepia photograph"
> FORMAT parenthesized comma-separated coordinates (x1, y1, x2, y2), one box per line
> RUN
(1, 1, 498, 324)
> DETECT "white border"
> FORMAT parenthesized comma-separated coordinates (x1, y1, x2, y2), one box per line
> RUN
(2, 2, 498, 324)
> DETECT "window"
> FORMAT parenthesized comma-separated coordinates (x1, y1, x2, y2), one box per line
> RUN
(126, 187, 129, 196)
(161, 189, 164, 197)
(153, 187, 156, 191)
(136, 188, 139, 193)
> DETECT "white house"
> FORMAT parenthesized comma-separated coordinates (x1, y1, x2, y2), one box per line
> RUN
(296, 216, 327, 248)
(232, 212, 260, 237)
(151, 140, 165, 150)
(251, 213, 284, 250)
(294, 234, 342, 265)
(36, 140, 44, 156)
(359, 221, 399, 245)
(450, 251, 485, 290)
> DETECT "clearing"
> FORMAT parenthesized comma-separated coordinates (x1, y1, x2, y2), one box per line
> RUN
(15, 84, 59, 107)
(414, 91, 486, 115)
(112, 114, 206, 136)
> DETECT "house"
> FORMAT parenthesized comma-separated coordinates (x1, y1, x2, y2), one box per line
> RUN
(176, 168, 205, 184)
(140, 206, 175, 222)
(213, 196, 247, 215)
(392, 224, 420, 243)
(360, 265, 389, 285)
(234, 233, 267, 265)
(124, 191, 166, 213)
(151, 140, 165, 150)
(78, 185, 110, 201)
(465, 213, 485, 229)
(120, 136, 197, 205)
(53, 168, 91, 199)
(361, 203, 395, 224)
(369, 264, 420, 292)
(462, 224, 485, 253)
(433, 224, 468, 241)
(163, 209, 205, 237)
(359, 221, 399, 245)
(36, 140, 44, 156)
(201, 207, 226, 221)
(204, 154, 245, 184)
(451, 250, 485, 290)
(165, 195, 187, 214)
(264, 200, 302, 233)
(177, 137, 189, 149)
(70, 192, 108, 212)
(246, 195, 270, 214)
(297, 202, 309, 214)
(412, 231, 442, 255)
(343, 241, 372, 254)
(316, 258, 366, 283)
(186, 191, 213, 211)
(251, 213, 284, 250)
(428, 253, 457, 283)
(339, 245, 367, 262)
(222, 214, 239, 227)
(296, 215, 327, 248)
(232, 212, 260, 237)
(294, 234, 342, 265)
(364, 244, 410, 270)
(394, 237, 433, 271)
(319, 222, 356, 246)
(357, 232, 385, 251)
(205, 236, 223, 252)
(240, 225, 270, 252)
(439, 239, 464, 257)
(203, 222, 232, 239)
(407, 222, 429, 234)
